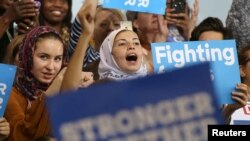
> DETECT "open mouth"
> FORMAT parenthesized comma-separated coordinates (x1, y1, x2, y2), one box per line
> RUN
(43, 72, 54, 79)
(126, 54, 138, 62)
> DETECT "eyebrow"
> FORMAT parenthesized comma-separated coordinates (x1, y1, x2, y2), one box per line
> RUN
(115, 38, 139, 42)
(37, 53, 63, 57)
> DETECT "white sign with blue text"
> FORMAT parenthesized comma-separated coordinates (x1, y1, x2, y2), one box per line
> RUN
(0, 64, 16, 116)
(103, 0, 166, 15)
(151, 40, 240, 104)
(47, 63, 223, 141)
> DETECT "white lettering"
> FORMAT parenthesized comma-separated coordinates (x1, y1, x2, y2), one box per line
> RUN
(110, 118, 217, 141)
(114, 110, 135, 134)
(59, 92, 216, 141)
(138, 0, 149, 7)
(0, 83, 7, 95)
(155, 46, 167, 64)
(154, 43, 235, 70)
(212, 129, 247, 136)
(212, 129, 218, 136)
(96, 114, 115, 138)
(184, 44, 197, 62)
(223, 48, 235, 65)
(124, 0, 136, 6)
(173, 49, 184, 68)
(0, 98, 3, 109)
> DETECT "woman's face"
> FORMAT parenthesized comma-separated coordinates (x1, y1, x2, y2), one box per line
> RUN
(112, 31, 143, 73)
(42, 0, 69, 24)
(198, 31, 223, 41)
(94, 10, 122, 46)
(31, 38, 64, 84)
(133, 13, 159, 33)
(240, 50, 250, 83)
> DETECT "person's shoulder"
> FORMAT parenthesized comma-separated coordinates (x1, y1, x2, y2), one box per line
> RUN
(8, 87, 27, 105)
(5, 87, 27, 118)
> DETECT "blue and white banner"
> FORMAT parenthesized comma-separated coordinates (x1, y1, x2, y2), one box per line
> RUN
(0, 64, 16, 116)
(151, 40, 240, 104)
(47, 63, 223, 141)
(103, 0, 166, 15)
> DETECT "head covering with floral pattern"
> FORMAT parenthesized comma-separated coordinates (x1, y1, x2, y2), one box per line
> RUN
(15, 26, 66, 100)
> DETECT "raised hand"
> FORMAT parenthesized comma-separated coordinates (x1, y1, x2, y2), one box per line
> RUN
(188, 0, 199, 39)
(79, 72, 94, 88)
(6, 0, 39, 21)
(153, 15, 169, 42)
(77, 0, 98, 37)
(166, 0, 199, 39)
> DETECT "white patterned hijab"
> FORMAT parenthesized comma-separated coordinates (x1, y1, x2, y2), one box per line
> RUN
(98, 28, 147, 81)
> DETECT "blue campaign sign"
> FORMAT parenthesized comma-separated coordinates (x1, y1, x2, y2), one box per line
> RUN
(47, 63, 224, 141)
(103, 0, 166, 15)
(0, 64, 16, 116)
(151, 40, 240, 104)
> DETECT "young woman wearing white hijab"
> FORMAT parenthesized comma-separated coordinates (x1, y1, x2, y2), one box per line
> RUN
(60, 0, 147, 91)
(98, 28, 147, 81)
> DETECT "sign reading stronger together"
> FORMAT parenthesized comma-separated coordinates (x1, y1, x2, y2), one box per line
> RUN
(47, 63, 223, 141)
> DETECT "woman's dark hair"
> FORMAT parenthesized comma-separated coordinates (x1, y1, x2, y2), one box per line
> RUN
(126, 11, 138, 32)
(238, 45, 250, 65)
(39, 0, 72, 46)
(237, 44, 250, 82)
(190, 17, 233, 41)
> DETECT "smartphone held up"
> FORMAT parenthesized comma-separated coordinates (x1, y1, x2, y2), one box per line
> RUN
(169, 0, 186, 14)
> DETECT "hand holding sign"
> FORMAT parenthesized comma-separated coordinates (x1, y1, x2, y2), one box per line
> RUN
(0, 117, 10, 139)
(223, 83, 250, 123)
(151, 40, 240, 104)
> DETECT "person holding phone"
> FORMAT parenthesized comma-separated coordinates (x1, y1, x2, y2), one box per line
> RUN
(166, 0, 199, 42)
(16, 0, 40, 35)
(0, 0, 39, 63)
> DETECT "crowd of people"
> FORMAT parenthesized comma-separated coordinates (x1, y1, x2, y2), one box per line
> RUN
(0, 0, 249, 140)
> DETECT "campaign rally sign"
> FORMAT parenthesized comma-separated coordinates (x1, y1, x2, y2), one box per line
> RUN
(151, 40, 240, 104)
(47, 63, 224, 141)
(230, 102, 250, 125)
(103, 0, 166, 15)
(0, 64, 16, 116)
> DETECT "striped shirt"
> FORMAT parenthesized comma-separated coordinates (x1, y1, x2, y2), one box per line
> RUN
(67, 17, 100, 68)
